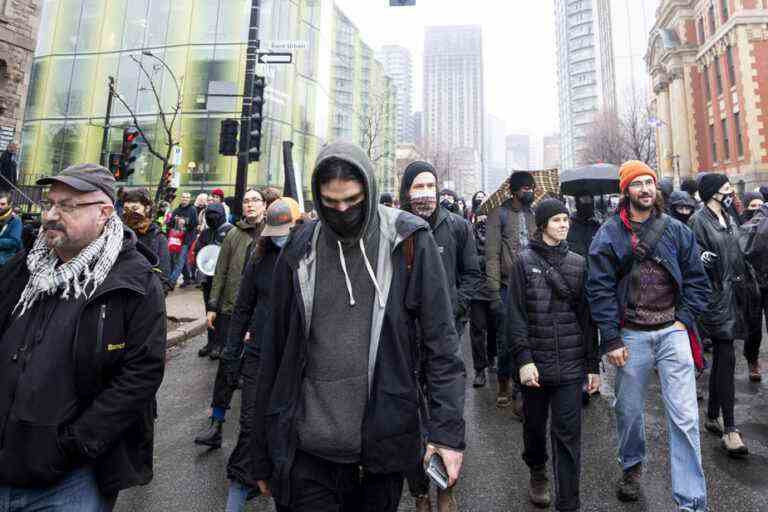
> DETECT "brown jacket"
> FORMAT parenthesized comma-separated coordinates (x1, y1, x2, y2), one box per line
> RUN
(484, 202, 536, 298)
(209, 220, 262, 315)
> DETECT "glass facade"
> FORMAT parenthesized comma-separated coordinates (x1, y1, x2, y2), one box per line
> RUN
(21, 0, 395, 197)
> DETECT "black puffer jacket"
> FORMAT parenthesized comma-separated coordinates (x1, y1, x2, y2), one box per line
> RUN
(566, 214, 600, 258)
(506, 238, 598, 386)
(689, 206, 759, 340)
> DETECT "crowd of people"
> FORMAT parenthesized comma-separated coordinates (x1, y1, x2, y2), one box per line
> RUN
(0, 144, 767, 512)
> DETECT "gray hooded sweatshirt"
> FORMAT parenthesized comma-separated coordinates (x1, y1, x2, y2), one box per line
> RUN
(297, 142, 384, 463)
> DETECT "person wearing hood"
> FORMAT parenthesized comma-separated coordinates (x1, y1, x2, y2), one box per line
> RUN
(195, 201, 233, 359)
(0, 164, 166, 508)
(0, 191, 22, 267)
(486, 171, 537, 413)
(121, 188, 172, 293)
(566, 194, 600, 258)
(250, 141, 466, 511)
(658, 177, 674, 212)
(668, 191, 698, 225)
(689, 173, 757, 456)
(740, 192, 764, 224)
(440, 188, 460, 215)
(194, 188, 268, 448)
(507, 198, 599, 510)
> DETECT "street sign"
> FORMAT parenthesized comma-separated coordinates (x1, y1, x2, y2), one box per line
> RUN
(257, 52, 292, 65)
(264, 40, 308, 50)
(171, 146, 182, 166)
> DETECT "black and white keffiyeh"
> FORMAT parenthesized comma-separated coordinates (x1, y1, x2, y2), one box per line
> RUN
(14, 213, 124, 316)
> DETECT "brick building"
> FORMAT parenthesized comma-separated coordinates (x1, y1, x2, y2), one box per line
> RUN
(647, 0, 768, 189)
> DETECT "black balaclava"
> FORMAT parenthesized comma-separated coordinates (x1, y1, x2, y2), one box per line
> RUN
(204, 203, 226, 230)
(574, 195, 595, 220)
(741, 192, 764, 223)
(669, 191, 697, 224)
(322, 200, 365, 239)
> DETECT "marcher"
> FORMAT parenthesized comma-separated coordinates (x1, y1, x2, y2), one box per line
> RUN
(121, 188, 172, 292)
(468, 190, 498, 388)
(669, 191, 698, 225)
(196, 202, 233, 359)
(681, 177, 700, 203)
(440, 188, 460, 215)
(0, 191, 22, 267)
(223, 197, 302, 512)
(380, 192, 394, 207)
(566, 194, 600, 258)
(689, 173, 757, 456)
(0, 163, 166, 510)
(168, 192, 198, 287)
(508, 198, 599, 510)
(485, 171, 536, 414)
(399, 161, 480, 512)
(740, 191, 764, 223)
(251, 141, 466, 512)
(658, 177, 674, 212)
(587, 160, 710, 510)
(740, 201, 768, 382)
(210, 188, 231, 219)
(0, 142, 18, 191)
(194, 188, 266, 446)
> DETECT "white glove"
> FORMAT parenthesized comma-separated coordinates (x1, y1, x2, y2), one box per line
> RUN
(701, 251, 719, 268)
(519, 363, 540, 387)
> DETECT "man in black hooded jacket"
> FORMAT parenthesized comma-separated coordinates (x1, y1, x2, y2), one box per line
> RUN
(250, 142, 466, 511)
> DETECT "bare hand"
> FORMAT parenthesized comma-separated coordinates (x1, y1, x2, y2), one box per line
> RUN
(424, 444, 464, 488)
(607, 347, 629, 367)
(256, 480, 271, 497)
(587, 373, 601, 394)
(244, 332, 251, 343)
(519, 363, 541, 388)
(207, 312, 217, 330)
(672, 321, 687, 331)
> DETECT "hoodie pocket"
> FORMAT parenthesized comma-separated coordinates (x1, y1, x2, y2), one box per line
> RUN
(0, 416, 69, 485)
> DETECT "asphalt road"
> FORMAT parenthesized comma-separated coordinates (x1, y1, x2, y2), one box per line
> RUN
(116, 333, 768, 512)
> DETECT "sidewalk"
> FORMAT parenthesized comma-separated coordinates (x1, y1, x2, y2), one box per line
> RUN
(166, 286, 207, 347)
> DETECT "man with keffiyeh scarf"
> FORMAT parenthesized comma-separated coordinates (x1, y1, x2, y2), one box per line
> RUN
(0, 164, 166, 511)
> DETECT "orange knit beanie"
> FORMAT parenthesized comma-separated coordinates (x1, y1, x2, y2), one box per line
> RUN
(619, 160, 657, 193)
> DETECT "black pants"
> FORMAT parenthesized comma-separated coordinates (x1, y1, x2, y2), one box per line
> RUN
(469, 300, 498, 372)
(288, 451, 403, 512)
(745, 287, 768, 364)
(227, 349, 259, 487)
(201, 278, 214, 348)
(521, 382, 582, 512)
(708, 338, 736, 429)
(210, 314, 234, 409)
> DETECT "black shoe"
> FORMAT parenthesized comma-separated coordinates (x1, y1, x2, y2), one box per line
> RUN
(528, 465, 551, 507)
(473, 370, 487, 388)
(616, 463, 642, 502)
(180, 281, 191, 289)
(194, 418, 223, 448)
(198, 345, 212, 357)
(209, 346, 222, 360)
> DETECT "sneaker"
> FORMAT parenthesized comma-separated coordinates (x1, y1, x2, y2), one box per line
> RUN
(749, 361, 762, 382)
(722, 431, 749, 457)
(704, 416, 724, 436)
(472, 369, 487, 388)
(616, 463, 642, 502)
(528, 465, 551, 508)
(496, 379, 511, 408)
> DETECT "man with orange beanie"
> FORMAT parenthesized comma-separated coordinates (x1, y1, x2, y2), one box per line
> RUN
(587, 161, 711, 511)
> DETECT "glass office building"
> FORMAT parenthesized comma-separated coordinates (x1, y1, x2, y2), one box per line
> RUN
(20, 0, 394, 196)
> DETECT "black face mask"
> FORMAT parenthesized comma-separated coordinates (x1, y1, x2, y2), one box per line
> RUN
(672, 210, 693, 225)
(742, 209, 758, 222)
(519, 191, 535, 206)
(323, 202, 365, 239)
(576, 202, 594, 219)
(441, 199, 459, 214)
(205, 212, 224, 229)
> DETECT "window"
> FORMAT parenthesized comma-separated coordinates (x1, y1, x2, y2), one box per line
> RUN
(721, 0, 729, 21)
(710, 124, 717, 162)
(722, 118, 730, 160)
(708, 3, 716, 35)
(735, 112, 744, 157)
(698, 18, 706, 44)
(726, 46, 736, 85)
(714, 55, 723, 95)
(704, 65, 711, 101)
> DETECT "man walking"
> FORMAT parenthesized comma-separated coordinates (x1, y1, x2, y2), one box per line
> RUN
(121, 188, 172, 292)
(251, 142, 465, 512)
(0, 191, 22, 267)
(485, 171, 537, 412)
(0, 163, 166, 510)
(168, 192, 198, 288)
(0, 142, 18, 191)
(587, 160, 710, 511)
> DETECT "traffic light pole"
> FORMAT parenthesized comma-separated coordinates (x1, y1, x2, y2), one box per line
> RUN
(234, 0, 262, 218)
(100, 76, 115, 167)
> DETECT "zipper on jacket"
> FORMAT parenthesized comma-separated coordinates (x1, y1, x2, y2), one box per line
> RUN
(95, 304, 106, 388)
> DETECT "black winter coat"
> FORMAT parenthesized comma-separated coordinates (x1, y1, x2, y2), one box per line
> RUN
(689, 206, 758, 340)
(136, 223, 172, 292)
(567, 214, 600, 258)
(506, 239, 598, 386)
(0, 230, 166, 495)
(250, 212, 465, 506)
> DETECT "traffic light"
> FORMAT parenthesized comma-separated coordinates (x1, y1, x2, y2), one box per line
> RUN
(120, 127, 141, 180)
(108, 153, 122, 180)
(248, 75, 265, 162)
(219, 119, 239, 156)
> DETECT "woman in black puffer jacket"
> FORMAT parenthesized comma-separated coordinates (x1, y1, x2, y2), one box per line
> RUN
(505, 199, 599, 511)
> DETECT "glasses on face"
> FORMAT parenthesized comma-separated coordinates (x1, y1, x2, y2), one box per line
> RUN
(243, 198, 264, 205)
(628, 179, 656, 191)
(40, 200, 106, 215)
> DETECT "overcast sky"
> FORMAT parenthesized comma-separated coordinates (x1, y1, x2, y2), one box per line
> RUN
(333, 0, 560, 137)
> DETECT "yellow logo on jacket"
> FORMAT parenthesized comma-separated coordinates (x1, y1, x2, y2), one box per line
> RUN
(107, 343, 126, 351)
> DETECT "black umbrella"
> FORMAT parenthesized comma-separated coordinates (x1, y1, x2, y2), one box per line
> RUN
(560, 163, 620, 196)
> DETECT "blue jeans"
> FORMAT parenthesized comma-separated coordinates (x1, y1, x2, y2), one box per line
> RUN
(225, 480, 251, 512)
(614, 325, 707, 511)
(0, 467, 113, 511)
(169, 243, 191, 286)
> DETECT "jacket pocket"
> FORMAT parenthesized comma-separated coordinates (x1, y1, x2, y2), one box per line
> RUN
(0, 416, 69, 485)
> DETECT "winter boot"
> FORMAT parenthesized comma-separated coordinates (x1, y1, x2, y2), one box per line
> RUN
(437, 487, 457, 512)
(528, 465, 551, 508)
(616, 463, 642, 502)
(473, 369, 487, 388)
(194, 418, 223, 448)
(496, 379, 511, 408)
(198, 344, 212, 357)
(722, 430, 749, 457)
(749, 361, 762, 382)
(414, 495, 432, 512)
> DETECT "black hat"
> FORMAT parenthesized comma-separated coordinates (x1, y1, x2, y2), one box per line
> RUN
(399, 161, 437, 209)
(669, 191, 697, 209)
(698, 173, 729, 203)
(37, 163, 116, 203)
(742, 191, 764, 208)
(535, 198, 569, 228)
(509, 171, 535, 192)
(681, 177, 699, 196)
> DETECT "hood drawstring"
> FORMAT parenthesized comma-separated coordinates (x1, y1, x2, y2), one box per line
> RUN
(336, 239, 386, 309)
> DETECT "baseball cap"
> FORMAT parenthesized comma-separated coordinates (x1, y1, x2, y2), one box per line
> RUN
(261, 197, 301, 237)
(37, 163, 117, 203)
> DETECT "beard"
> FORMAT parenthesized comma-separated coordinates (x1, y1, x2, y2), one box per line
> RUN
(43, 224, 69, 249)
(629, 192, 655, 212)
(411, 198, 436, 219)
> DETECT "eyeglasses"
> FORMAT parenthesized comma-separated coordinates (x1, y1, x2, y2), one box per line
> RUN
(40, 200, 106, 215)
(243, 198, 264, 205)
(628, 179, 656, 191)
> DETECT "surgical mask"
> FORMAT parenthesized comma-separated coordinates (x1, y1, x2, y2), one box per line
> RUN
(519, 191, 535, 206)
(323, 201, 365, 239)
(410, 190, 437, 219)
(272, 235, 289, 248)
(718, 193, 734, 209)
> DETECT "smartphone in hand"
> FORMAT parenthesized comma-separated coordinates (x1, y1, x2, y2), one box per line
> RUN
(425, 452, 449, 490)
